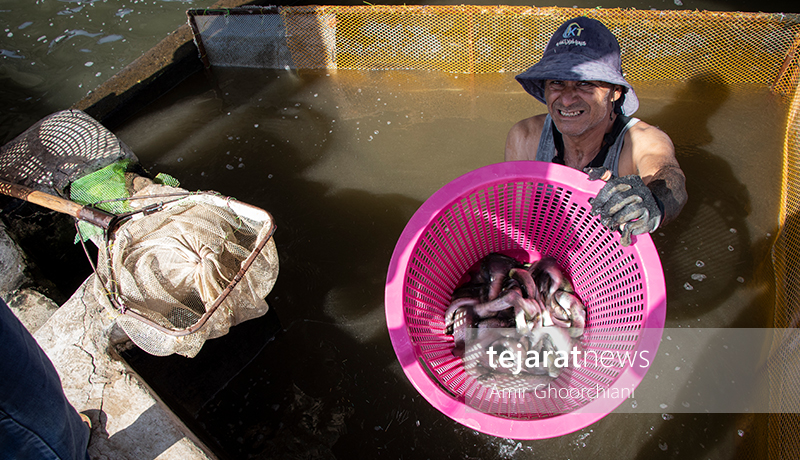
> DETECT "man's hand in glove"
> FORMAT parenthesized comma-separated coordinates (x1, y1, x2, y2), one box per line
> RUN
(584, 167, 663, 246)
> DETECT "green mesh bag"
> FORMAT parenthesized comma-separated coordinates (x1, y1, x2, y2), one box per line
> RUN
(70, 159, 180, 242)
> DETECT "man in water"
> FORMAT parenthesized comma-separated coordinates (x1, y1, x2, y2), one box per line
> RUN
(505, 17, 687, 246)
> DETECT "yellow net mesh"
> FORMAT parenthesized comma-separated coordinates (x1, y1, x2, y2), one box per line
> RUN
(278, 6, 800, 94)
(773, 46, 800, 460)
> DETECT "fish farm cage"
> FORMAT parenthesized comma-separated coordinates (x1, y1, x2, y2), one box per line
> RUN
(186, 3, 800, 455)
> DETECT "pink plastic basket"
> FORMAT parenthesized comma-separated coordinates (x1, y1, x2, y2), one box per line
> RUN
(385, 161, 666, 439)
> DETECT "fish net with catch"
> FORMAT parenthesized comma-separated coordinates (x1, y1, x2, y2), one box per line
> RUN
(92, 183, 279, 358)
(0, 110, 279, 358)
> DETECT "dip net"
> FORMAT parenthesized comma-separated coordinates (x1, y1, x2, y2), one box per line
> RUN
(0, 110, 279, 358)
(94, 184, 278, 358)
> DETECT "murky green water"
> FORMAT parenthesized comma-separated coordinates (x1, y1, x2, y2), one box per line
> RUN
(114, 67, 785, 459)
(0, 0, 218, 144)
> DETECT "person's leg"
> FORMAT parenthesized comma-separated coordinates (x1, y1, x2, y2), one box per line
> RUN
(0, 298, 90, 460)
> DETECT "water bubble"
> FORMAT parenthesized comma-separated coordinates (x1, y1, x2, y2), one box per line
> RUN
(728, 245, 735, 251)
(176, 157, 183, 162)
(238, 163, 244, 168)
(659, 403, 668, 409)
(85, 61, 94, 67)
(691, 273, 707, 281)
(226, 164, 234, 170)
(737, 277, 745, 283)
(730, 228, 737, 234)
(674, 366, 681, 371)
(682, 401, 690, 408)
(695, 260, 705, 267)
(313, 93, 318, 97)
(374, 130, 379, 135)
(254, 124, 259, 128)
(268, 174, 273, 179)
(631, 400, 638, 408)
(738, 429, 744, 437)
(659, 441, 668, 451)
(683, 282, 694, 291)
(661, 413, 674, 420)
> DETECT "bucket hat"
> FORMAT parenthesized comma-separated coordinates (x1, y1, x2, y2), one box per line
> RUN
(515, 17, 639, 115)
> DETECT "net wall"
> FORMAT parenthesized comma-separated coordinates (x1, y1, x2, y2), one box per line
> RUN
(283, 6, 800, 91)
(190, 5, 800, 457)
(773, 53, 800, 460)
(190, 6, 800, 92)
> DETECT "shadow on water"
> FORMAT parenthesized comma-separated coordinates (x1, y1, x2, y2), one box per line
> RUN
(627, 73, 780, 459)
(0, 79, 56, 145)
(646, 72, 773, 326)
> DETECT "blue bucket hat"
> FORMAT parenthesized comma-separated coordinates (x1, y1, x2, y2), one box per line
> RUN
(515, 17, 639, 115)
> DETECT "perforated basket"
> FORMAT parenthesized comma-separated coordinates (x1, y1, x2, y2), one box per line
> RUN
(385, 161, 667, 439)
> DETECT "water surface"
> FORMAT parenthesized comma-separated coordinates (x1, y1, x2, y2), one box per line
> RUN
(115, 67, 785, 459)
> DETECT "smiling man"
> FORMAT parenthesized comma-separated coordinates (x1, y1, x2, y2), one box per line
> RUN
(505, 17, 687, 246)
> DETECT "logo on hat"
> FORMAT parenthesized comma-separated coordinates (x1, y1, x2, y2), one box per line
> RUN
(562, 23, 584, 38)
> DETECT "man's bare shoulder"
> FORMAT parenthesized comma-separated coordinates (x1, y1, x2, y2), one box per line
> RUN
(621, 119, 680, 178)
(628, 119, 673, 144)
(505, 114, 548, 161)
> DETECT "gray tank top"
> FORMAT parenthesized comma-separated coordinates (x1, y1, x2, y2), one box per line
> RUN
(535, 114, 639, 177)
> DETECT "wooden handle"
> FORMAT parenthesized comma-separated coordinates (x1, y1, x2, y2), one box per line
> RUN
(0, 179, 116, 229)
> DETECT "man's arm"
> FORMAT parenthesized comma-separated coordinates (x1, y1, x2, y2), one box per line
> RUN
(625, 122, 687, 226)
(644, 165, 687, 226)
(588, 121, 687, 246)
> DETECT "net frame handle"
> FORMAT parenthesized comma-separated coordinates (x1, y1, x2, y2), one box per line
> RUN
(0, 179, 116, 229)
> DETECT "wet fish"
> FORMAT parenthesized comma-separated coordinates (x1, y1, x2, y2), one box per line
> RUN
(551, 290, 587, 338)
(528, 256, 564, 302)
(480, 253, 523, 301)
(444, 253, 589, 388)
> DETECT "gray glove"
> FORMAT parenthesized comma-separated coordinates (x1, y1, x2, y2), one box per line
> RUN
(584, 167, 662, 246)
